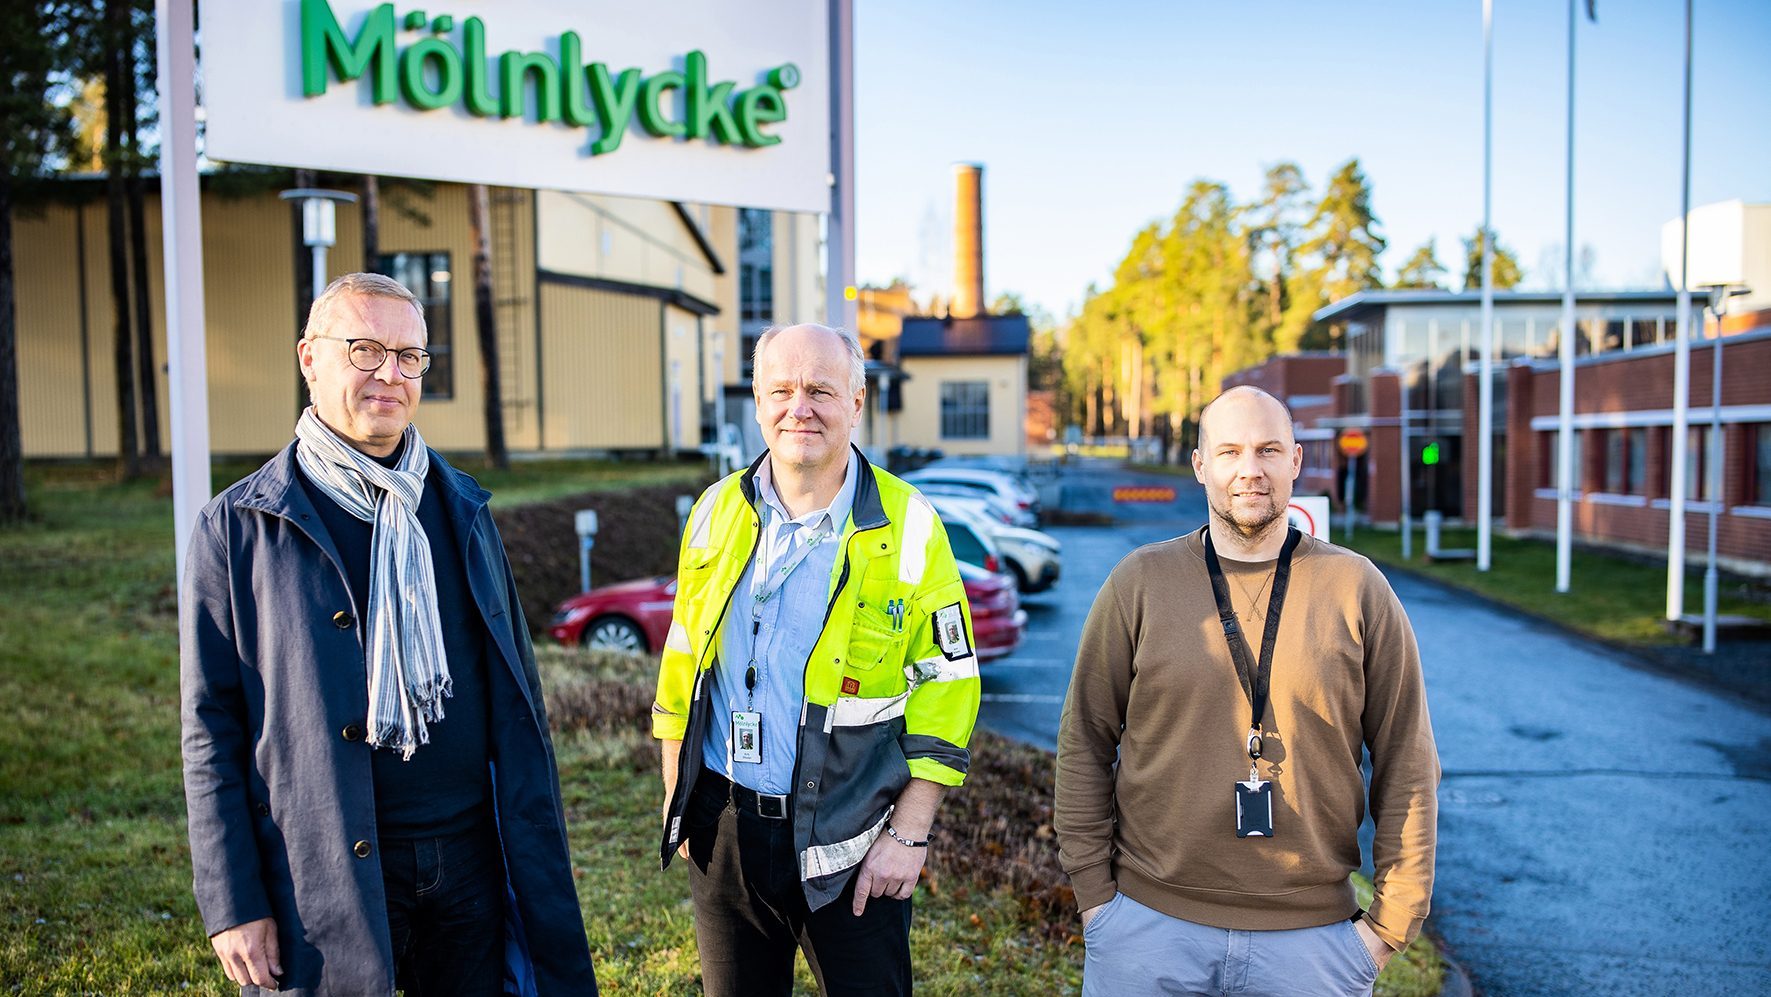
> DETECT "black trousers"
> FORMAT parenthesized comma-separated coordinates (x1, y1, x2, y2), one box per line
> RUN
(380, 821, 506, 997)
(684, 772, 913, 997)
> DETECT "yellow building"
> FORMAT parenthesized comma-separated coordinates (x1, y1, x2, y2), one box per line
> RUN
(851, 288, 1034, 459)
(892, 315, 1030, 458)
(13, 176, 821, 458)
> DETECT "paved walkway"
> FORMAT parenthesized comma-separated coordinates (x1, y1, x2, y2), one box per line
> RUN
(977, 460, 1771, 996)
(1401, 569, 1771, 996)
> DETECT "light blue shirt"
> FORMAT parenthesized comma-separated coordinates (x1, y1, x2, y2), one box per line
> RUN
(702, 454, 858, 794)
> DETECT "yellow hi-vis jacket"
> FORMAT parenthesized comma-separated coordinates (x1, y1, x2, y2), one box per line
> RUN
(652, 448, 980, 910)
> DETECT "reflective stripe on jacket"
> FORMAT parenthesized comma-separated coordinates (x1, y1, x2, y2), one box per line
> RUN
(652, 447, 980, 910)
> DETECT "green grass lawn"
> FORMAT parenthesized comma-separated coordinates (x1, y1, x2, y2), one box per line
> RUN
(1341, 524, 1771, 646)
(0, 463, 1079, 995)
(0, 462, 1445, 995)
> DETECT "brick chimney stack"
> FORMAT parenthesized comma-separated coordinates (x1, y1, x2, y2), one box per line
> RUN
(952, 163, 984, 318)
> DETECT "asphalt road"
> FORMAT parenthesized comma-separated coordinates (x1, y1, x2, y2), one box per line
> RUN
(975, 458, 1771, 997)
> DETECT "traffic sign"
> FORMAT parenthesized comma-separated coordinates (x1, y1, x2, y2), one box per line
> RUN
(1287, 496, 1331, 541)
(1338, 429, 1369, 458)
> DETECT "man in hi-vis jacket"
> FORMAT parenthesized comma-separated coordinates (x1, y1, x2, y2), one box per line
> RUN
(653, 323, 980, 996)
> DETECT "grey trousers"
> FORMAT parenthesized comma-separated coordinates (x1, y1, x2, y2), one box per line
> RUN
(1081, 893, 1380, 997)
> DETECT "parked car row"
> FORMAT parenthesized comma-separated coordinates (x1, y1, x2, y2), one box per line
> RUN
(924, 494, 1060, 594)
(548, 460, 1053, 664)
(902, 466, 1042, 526)
(550, 556, 1026, 660)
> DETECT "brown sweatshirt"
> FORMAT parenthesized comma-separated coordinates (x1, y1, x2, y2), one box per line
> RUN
(1054, 528, 1439, 950)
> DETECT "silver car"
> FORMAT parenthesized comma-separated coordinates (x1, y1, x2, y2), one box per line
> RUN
(927, 495, 1061, 594)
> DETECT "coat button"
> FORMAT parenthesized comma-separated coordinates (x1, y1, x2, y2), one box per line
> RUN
(353, 840, 372, 859)
(255, 803, 270, 817)
(333, 611, 354, 629)
(342, 723, 364, 742)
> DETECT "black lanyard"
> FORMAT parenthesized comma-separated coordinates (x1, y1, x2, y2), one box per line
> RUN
(1202, 525, 1303, 762)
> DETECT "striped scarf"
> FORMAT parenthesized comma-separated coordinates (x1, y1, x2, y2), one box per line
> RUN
(295, 407, 451, 760)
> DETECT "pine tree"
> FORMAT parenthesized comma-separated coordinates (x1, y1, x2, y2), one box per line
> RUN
(1460, 226, 1524, 291)
(1285, 158, 1385, 350)
(1394, 239, 1448, 289)
(1248, 162, 1308, 341)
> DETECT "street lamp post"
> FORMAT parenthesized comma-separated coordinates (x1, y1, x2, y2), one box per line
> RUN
(279, 188, 359, 302)
(1698, 284, 1747, 654)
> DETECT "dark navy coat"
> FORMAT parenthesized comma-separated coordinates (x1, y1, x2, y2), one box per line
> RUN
(179, 443, 597, 996)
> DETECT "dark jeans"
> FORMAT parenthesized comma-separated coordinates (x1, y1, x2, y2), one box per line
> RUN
(380, 821, 505, 997)
(684, 772, 913, 997)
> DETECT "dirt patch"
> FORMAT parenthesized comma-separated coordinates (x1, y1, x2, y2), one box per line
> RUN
(496, 481, 711, 633)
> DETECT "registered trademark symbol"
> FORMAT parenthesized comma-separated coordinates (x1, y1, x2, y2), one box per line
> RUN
(774, 63, 801, 89)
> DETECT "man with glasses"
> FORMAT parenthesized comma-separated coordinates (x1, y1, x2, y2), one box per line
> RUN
(181, 273, 597, 995)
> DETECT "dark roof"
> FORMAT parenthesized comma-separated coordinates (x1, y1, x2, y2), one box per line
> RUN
(1313, 289, 1681, 324)
(898, 314, 1031, 357)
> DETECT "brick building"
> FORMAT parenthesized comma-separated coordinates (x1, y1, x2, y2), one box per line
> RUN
(1281, 288, 1769, 577)
(1492, 329, 1771, 576)
(1221, 352, 1345, 498)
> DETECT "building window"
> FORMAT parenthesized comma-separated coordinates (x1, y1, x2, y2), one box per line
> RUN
(738, 208, 774, 378)
(1683, 426, 1712, 502)
(1602, 427, 1647, 495)
(1752, 425, 1771, 506)
(940, 381, 990, 440)
(378, 252, 453, 399)
(1540, 430, 1581, 492)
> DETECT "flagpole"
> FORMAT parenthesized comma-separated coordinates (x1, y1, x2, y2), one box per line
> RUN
(1477, 0, 1495, 572)
(1554, 0, 1577, 593)
(1666, 0, 1694, 622)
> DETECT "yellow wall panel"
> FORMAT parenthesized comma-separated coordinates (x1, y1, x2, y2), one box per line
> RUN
(539, 282, 664, 450)
(896, 355, 1028, 457)
(14, 203, 90, 457)
(535, 192, 717, 306)
(662, 304, 703, 450)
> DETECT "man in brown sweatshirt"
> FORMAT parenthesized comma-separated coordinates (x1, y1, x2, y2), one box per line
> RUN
(1055, 386, 1439, 996)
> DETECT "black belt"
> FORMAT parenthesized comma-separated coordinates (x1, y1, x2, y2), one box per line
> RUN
(697, 768, 792, 820)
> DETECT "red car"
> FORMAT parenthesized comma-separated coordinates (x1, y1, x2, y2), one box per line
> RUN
(549, 563, 1024, 660)
(956, 560, 1026, 660)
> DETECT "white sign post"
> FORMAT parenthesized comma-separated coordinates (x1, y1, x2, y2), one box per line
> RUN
(575, 509, 599, 593)
(156, 0, 211, 586)
(1286, 496, 1332, 542)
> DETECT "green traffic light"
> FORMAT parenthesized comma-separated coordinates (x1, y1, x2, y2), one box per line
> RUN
(1422, 441, 1441, 466)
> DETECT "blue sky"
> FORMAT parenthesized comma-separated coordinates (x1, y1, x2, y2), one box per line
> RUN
(852, 0, 1771, 319)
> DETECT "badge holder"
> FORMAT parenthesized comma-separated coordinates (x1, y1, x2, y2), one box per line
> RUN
(1235, 727, 1274, 838)
(731, 711, 762, 764)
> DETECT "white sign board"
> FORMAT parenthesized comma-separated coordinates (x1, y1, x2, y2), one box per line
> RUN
(1286, 496, 1331, 542)
(1660, 200, 1748, 290)
(201, 0, 831, 212)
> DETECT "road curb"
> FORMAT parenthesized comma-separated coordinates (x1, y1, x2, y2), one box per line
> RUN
(1434, 941, 1476, 997)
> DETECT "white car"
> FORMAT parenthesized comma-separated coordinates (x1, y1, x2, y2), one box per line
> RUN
(928, 496, 1062, 594)
(911, 482, 1026, 528)
(905, 467, 1041, 526)
(932, 500, 1010, 578)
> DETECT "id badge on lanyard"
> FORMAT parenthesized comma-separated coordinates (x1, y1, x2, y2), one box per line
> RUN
(1202, 527, 1303, 839)
(730, 507, 830, 768)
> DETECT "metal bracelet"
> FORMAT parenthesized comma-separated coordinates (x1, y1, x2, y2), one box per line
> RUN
(884, 823, 929, 848)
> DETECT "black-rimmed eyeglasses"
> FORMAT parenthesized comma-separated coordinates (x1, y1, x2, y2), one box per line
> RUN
(310, 336, 432, 378)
